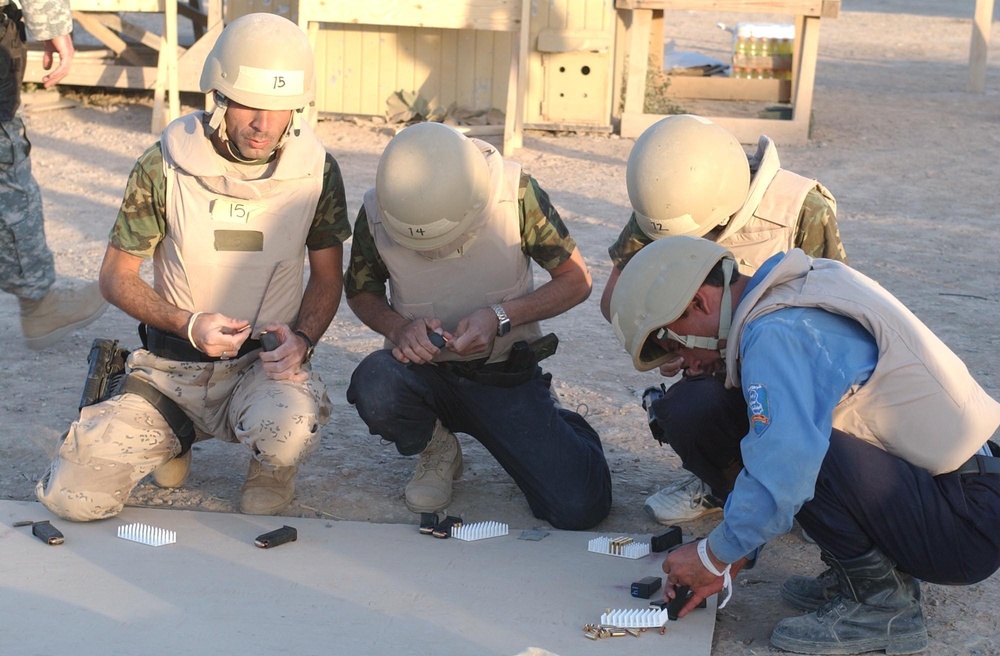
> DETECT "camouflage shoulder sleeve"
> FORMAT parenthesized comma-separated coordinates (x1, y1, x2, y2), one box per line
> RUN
(794, 188, 848, 263)
(306, 152, 352, 250)
(19, 0, 73, 41)
(343, 205, 390, 299)
(519, 173, 577, 271)
(109, 143, 167, 259)
(608, 211, 653, 270)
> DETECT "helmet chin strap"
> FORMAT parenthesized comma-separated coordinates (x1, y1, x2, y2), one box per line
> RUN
(656, 257, 736, 358)
(206, 92, 300, 162)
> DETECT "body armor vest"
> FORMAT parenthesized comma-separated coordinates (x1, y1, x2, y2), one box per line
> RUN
(726, 250, 1000, 475)
(716, 136, 837, 275)
(364, 140, 542, 365)
(157, 112, 326, 331)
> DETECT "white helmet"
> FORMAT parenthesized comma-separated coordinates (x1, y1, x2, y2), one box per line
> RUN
(626, 115, 751, 241)
(376, 122, 491, 252)
(200, 13, 315, 111)
(610, 235, 736, 371)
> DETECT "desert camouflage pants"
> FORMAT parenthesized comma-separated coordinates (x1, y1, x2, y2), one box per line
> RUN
(37, 348, 332, 521)
(0, 117, 56, 301)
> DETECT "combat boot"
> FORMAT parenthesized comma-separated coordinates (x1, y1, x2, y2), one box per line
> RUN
(405, 421, 463, 513)
(780, 551, 842, 611)
(152, 450, 192, 489)
(240, 458, 297, 515)
(20, 281, 108, 350)
(771, 547, 928, 655)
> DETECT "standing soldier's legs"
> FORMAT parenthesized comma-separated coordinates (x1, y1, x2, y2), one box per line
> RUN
(1, 119, 107, 349)
(0, 119, 56, 300)
(228, 360, 331, 515)
(36, 394, 179, 521)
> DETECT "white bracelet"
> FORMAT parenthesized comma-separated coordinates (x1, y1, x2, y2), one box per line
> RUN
(698, 538, 733, 609)
(186, 311, 204, 352)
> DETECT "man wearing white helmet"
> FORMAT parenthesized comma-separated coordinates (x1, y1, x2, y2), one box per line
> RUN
(345, 121, 611, 530)
(610, 235, 1000, 655)
(36, 13, 351, 519)
(600, 114, 847, 525)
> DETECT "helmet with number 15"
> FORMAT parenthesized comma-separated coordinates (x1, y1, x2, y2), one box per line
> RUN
(199, 13, 315, 138)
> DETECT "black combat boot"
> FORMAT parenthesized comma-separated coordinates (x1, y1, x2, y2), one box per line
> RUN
(780, 550, 842, 611)
(771, 547, 928, 655)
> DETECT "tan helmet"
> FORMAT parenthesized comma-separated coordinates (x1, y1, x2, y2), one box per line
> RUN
(626, 115, 751, 241)
(610, 235, 736, 371)
(200, 13, 315, 112)
(376, 122, 491, 251)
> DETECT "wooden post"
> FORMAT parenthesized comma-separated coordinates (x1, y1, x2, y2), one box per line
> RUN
(622, 8, 652, 116)
(166, 0, 180, 122)
(969, 0, 995, 93)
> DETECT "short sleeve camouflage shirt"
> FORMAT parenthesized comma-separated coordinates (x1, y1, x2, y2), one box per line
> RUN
(109, 144, 351, 258)
(793, 188, 847, 263)
(344, 172, 576, 298)
(607, 187, 846, 270)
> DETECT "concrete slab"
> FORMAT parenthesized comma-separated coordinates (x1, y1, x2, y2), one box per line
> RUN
(0, 500, 716, 655)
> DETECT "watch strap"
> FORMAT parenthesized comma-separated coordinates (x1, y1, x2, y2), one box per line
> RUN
(490, 304, 511, 337)
(293, 329, 315, 362)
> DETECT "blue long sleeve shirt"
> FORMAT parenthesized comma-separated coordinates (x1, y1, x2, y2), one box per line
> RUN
(707, 253, 880, 564)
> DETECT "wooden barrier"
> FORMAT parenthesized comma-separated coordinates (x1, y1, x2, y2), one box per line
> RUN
(23, 0, 223, 133)
(297, 0, 530, 156)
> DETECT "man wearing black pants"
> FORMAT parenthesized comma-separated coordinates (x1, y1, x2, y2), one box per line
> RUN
(611, 236, 1000, 654)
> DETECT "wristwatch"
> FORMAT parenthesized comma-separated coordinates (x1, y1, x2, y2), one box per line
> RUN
(491, 304, 511, 337)
(293, 330, 315, 364)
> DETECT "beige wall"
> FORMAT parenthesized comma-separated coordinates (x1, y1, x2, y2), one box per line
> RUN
(226, 0, 616, 126)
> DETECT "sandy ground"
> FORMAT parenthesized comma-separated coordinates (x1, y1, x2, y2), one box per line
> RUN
(2, 1, 999, 653)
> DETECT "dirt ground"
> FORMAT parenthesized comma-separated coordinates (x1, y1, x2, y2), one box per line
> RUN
(2, 1, 999, 653)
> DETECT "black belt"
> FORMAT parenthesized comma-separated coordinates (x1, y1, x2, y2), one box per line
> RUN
(952, 454, 1000, 476)
(140, 324, 261, 363)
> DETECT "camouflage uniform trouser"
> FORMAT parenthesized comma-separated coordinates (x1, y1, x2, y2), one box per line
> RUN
(36, 348, 332, 521)
(0, 117, 56, 301)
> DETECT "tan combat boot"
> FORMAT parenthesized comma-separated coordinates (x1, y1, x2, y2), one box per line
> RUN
(240, 458, 297, 515)
(152, 450, 192, 489)
(20, 281, 109, 350)
(405, 421, 463, 513)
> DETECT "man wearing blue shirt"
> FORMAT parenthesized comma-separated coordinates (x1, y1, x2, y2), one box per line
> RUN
(610, 236, 1000, 655)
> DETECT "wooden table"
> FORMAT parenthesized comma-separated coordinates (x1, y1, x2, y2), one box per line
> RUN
(616, 0, 840, 145)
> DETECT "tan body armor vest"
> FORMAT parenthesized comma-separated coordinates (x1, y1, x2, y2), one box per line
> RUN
(364, 140, 542, 365)
(726, 250, 1000, 475)
(158, 112, 326, 331)
(716, 136, 837, 275)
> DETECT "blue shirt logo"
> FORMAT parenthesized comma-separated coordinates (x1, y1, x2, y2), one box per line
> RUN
(747, 383, 770, 435)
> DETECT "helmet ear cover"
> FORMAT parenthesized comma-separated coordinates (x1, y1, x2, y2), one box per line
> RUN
(626, 114, 751, 241)
(375, 122, 491, 251)
(609, 235, 735, 371)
